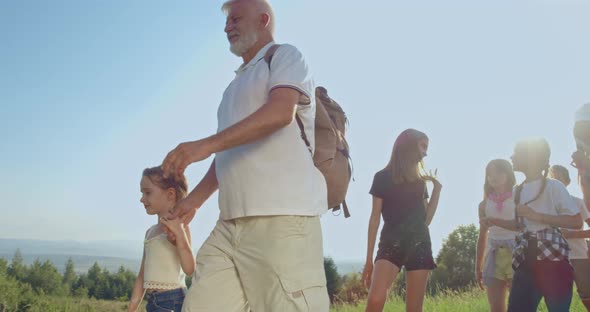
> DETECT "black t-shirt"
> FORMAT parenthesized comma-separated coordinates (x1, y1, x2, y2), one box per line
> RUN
(370, 169, 429, 227)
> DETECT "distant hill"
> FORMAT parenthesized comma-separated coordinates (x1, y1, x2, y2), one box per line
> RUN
(335, 260, 364, 275)
(0, 238, 142, 274)
(0, 238, 142, 259)
(0, 238, 362, 275)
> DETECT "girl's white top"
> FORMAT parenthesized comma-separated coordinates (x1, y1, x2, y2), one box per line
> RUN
(484, 196, 518, 241)
(143, 224, 186, 290)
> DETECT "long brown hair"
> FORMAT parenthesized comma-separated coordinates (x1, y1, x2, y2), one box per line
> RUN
(142, 166, 188, 202)
(483, 159, 516, 200)
(385, 129, 428, 184)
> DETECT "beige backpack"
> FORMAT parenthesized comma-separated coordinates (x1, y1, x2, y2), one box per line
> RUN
(265, 45, 353, 217)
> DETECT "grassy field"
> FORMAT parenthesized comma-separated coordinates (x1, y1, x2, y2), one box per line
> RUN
(330, 288, 587, 312)
(1, 297, 127, 312)
(3, 290, 585, 311)
(1, 297, 150, 312)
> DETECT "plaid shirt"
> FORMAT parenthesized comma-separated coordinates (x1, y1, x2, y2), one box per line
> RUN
(512, 227, 570, 270)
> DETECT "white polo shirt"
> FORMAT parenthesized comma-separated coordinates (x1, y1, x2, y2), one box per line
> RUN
(215, 42, 328, 220)
(517, 178, 579, 232)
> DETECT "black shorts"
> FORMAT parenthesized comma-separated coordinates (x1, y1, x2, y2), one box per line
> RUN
(375, 223, 436, 271)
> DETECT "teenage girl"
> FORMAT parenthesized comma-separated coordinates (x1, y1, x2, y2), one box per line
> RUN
(362, 129, 442, 312)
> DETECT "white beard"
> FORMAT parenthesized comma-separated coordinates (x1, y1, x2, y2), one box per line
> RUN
(229, 31, 259, 57)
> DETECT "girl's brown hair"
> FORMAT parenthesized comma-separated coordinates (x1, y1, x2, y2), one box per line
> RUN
(549, 165, 571, 186)
(385, 129, 428, 184)
(142, 166, 188, 202)
(484, 159, 516, 200)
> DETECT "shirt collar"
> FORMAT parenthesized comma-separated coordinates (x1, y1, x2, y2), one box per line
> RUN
(234, 41, 276, 74)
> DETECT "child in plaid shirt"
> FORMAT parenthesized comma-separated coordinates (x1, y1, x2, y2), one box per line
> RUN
(484, 138, 582, 312)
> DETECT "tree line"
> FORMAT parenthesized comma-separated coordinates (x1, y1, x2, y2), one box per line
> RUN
(0, 249, 137, 311)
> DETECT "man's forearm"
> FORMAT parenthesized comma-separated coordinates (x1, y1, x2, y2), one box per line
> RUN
(206, 95, 296, 154)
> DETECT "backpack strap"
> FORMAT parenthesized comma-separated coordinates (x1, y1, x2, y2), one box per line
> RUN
(264, 44, 281, 69)
(331, 201, 352, 218)
(342, 200, 351, 218)
(295, 115, 313, 154)
(513, 184, 525, 230)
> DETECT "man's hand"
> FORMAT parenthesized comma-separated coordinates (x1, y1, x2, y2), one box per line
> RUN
(168, 196, 199, 224)
(162, 139, 215, 178)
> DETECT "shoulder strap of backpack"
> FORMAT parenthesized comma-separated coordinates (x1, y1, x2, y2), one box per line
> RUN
(295, 115, 312, 153)
(342, 200, 351, 218)
(264, 44, 312, 154)
(513, 177, 549, 230)
(263, 44, 281, 69)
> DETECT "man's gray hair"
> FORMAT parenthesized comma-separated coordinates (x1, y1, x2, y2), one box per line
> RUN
(221, 0, 275, 35)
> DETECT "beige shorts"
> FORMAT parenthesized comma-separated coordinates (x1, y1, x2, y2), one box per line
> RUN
(571, 259, 590, 300)
(182, 215, 329, 312)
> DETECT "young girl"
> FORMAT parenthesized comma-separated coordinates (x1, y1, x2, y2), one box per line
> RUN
(475, 159, 517, 312)
(549, 165, 590, 311)
(128, 166, 195, 312)
(485, 138, 582, 312)
(362, 129, 442, 312)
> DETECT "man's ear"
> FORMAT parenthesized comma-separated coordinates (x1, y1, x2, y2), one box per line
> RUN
(260, 13, 270, 30)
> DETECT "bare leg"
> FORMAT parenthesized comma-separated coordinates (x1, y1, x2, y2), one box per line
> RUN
(486, 278, 509, 312)
(365, 260, 400, 312)
(405, 270, 430, 312)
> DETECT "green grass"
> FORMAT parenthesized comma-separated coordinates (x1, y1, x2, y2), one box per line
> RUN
(1, 295, 151, 312)
(3, 290, 585, 312)
(1, 297, 129, 312)
(330, 288, 587, 312)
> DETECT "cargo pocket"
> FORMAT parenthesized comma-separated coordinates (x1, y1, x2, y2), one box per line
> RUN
(277, 270, 329, 312)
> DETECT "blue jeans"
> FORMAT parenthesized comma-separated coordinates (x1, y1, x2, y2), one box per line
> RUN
(507, 260, 573, 312)
(146, 288, 186, 312)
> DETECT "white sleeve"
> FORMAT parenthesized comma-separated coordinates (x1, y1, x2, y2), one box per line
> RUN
(268, 44, 313, 105)
(552, 182, 579, 216)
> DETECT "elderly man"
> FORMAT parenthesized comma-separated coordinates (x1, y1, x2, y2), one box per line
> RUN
(162, 0, 329, 311)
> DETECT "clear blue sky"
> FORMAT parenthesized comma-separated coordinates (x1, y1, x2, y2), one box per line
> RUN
(2, 0, 590, 262)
